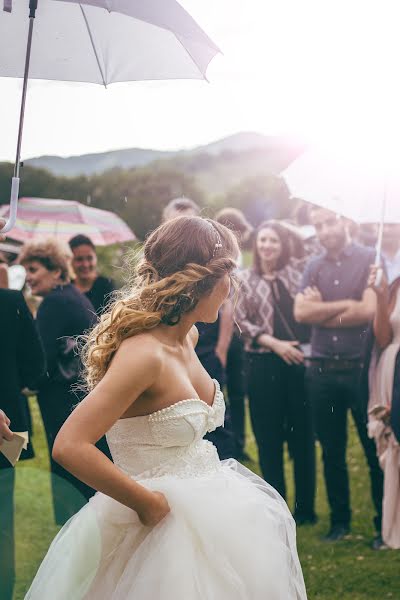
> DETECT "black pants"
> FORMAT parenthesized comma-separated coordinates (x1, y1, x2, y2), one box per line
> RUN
(306, 364, 383, 530)
(0, 455, 15, 600)
(38, 384, 112, 525)
(226, 333, 246, 457)
(247, 353, 316, 519)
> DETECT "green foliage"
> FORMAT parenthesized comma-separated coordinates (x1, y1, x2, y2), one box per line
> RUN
(0, 163, 90, 204)
(0, 162, 204, 241)
(0, 142, 297, 242)
(96, 240, 141, 288)
(87, 165, 205, 240)
(222, 173, 292, 225)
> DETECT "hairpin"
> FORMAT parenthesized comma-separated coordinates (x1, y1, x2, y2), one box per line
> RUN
(212, 232, 223, 257)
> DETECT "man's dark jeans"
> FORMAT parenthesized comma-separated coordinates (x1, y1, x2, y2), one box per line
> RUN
(306, 363, 383, 531)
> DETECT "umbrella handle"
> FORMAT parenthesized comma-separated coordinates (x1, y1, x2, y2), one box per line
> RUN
(0, 178, 19, 233)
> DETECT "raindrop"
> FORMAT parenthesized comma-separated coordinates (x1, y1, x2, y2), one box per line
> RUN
(86, 195, 92, 205)
(124, 196, 128, 204)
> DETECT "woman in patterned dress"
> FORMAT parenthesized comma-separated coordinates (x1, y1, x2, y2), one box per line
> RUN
(237, 220, 316, 525)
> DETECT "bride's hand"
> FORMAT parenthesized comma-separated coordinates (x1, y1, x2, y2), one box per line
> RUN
(137, 491, 171, 527)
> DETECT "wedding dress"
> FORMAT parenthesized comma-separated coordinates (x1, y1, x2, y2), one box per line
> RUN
(25, 380, 307, 599)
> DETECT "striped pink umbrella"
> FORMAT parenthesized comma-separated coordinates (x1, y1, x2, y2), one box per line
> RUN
(0, 197, 135, 246)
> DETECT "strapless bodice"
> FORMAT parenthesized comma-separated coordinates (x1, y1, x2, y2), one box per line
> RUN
(106, 380, 225, 479)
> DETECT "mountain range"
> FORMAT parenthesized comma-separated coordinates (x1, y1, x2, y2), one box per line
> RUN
(24, 132, 303, 185)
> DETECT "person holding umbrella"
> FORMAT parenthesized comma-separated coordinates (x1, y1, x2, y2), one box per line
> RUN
(69, 234, 116, 316)
(367, 265, 400, 549)
(294, 206, 383, 543)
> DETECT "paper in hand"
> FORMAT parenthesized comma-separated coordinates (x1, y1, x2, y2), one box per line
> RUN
(0, 431, 29, 466)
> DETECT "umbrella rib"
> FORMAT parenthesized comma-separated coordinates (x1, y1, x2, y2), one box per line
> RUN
(174, 35, 207, 81)
(79, 5, 107, 87)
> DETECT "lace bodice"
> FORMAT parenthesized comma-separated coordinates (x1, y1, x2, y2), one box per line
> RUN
(106, 380, 225, 480)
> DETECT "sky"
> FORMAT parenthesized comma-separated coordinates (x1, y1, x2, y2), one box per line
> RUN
(2, 0, 400, 161)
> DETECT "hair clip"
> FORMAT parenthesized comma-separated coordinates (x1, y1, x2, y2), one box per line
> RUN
(213, 238, 223, 257)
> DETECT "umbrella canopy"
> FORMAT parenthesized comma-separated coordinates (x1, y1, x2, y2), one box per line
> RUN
(0, 0, 220, 85)
(283, 148, 400, 224)
(0, 0, 220, 233)
(0, 197, 136, 245)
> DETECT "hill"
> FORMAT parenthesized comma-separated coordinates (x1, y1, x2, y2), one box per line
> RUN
(24, 132, 302, 182)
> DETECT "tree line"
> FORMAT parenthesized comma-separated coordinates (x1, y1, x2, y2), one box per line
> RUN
(0, 157, 292, 240)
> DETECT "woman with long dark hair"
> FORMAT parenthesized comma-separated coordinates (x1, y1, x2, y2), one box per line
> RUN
(237, 220, 316, 524)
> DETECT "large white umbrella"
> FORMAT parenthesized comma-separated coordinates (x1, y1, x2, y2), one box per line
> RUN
(283, 147, 400, 261)
(0, 0, 220, 232)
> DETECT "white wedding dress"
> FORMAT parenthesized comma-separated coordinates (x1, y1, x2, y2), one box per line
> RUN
(25, 380, 307, 599)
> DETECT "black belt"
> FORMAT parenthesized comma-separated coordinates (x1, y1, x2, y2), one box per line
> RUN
(305, 358, 363, 372)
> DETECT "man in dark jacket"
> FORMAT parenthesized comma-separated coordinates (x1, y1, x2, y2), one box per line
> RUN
(0, 289, 45, 600)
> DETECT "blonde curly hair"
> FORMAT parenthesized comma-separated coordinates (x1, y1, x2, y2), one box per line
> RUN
(82, 216, 239, 390)
(18, 237, 72, 282)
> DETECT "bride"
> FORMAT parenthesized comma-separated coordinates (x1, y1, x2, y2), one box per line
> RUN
(25, 216, 307, 600)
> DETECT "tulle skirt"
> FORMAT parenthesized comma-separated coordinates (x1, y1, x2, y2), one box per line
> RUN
(25, 460, 307, 599)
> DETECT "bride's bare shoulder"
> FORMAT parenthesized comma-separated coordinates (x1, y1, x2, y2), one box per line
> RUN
(116, 333, 165, 367)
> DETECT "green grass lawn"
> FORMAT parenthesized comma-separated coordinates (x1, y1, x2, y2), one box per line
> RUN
(13, 396, 399, 600)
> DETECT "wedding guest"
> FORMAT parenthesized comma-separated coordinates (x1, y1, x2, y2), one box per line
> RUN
(215, 207, 253, 459)
(357, 223, 379, 248)
(294, 201, 322, 258)
(19, 238, 111, 525)
(367, 265, 400, 549)
(237, 220, 316, 524)
(162, 196, 200, 222)
(69, 234, 115, 316)
(381, 224, 400, 284)
(215, 207, 253, 260)
(294, 206, 383, 543)
(0, 289, 45, 600)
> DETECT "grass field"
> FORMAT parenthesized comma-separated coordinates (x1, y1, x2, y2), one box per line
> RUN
(12, 396, 399, 600)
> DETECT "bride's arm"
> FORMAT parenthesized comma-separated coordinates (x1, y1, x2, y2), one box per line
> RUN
(52, 336, 167, 523)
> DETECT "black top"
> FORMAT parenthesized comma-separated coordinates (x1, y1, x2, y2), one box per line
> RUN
(85, 275, 115, 316)
(301, 243, 375, 359)
(36, 284, 96, 384)
(196, 316, 220, 358)
(0, 289, 45, 429)
(271, 279, 310, 343)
